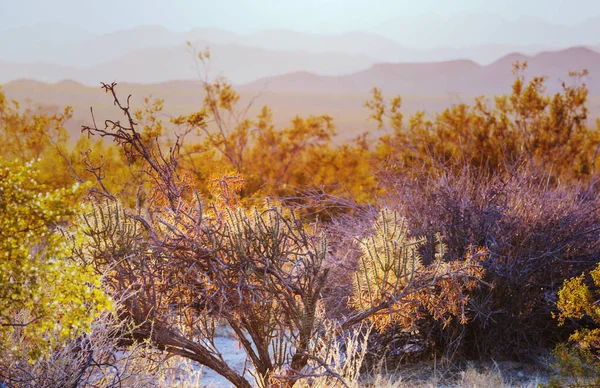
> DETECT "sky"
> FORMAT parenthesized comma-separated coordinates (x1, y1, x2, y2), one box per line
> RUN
(0, 0, 598, 35)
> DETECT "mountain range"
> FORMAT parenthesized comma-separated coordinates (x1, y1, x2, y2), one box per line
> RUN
(1, 21, 599, 86)
(4, 46, 597, 96)
(0, 41, 374, 85)
(242, 47, 600, 96)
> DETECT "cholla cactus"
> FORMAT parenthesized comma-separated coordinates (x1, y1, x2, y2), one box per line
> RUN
(351, 209, 486, 332)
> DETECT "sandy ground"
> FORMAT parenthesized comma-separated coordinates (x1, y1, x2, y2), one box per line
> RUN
(192, 337, 254, 387)
(181, 338, 551, 387)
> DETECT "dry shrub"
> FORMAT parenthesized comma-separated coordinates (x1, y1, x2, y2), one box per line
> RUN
(360, 360, 545, 388)
(0, 308, 203, 388)
(379, 163, 600, 360)
(283, 320, 371, 388)
(321, 207, 379, 318)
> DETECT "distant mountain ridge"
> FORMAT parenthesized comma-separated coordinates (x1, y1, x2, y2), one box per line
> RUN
(241, 47, 600, 96)
(0, 41, 375, 85)
(0, 23, 559, 68)
(1, 21, 599, 87)
(2, 47, 599, 96)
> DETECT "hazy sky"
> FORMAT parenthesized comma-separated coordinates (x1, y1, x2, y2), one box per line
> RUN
(0, 0, 597, 34)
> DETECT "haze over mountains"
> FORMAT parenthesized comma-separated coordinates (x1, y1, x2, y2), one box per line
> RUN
(0, 41, 374, 85)
(376, 13, 600, 48)
(1, 14, 600, 87)
(0, 23, 550, 86)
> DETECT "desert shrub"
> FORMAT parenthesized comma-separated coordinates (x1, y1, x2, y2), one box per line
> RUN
(283, 320, 372, 388)
(0, 308, 204, 388)
(77, 191, 483, 387)
(542, 263, 600, 387)
(0, 87, 78, 191)
(379, 165, 600, 360)
(71, 81, 486, 388)
(0, 157, 110, 365)
(0, 88, 71, 163)
(171, 50, 379, 215)
(0, 87, 149, 207)
(363, 61, 600, 361)
(369, 62, 599, 183)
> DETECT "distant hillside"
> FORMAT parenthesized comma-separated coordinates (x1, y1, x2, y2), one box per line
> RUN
(241, 47, 600, 96)
(0, 42, 374, 85)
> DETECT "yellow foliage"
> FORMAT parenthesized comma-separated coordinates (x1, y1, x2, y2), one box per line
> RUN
(546, 263, 600, 387)
(173, 76, 379, 212)
(369, 62, 599, 181)
(0, 157, 111, 361)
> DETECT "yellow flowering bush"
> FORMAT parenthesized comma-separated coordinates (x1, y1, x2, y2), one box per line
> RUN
(543, 264, 600, 387)
(0, 157, 111, 361)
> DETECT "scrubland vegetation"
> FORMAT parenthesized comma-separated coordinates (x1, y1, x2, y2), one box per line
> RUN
(2, 58, 600, 387)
